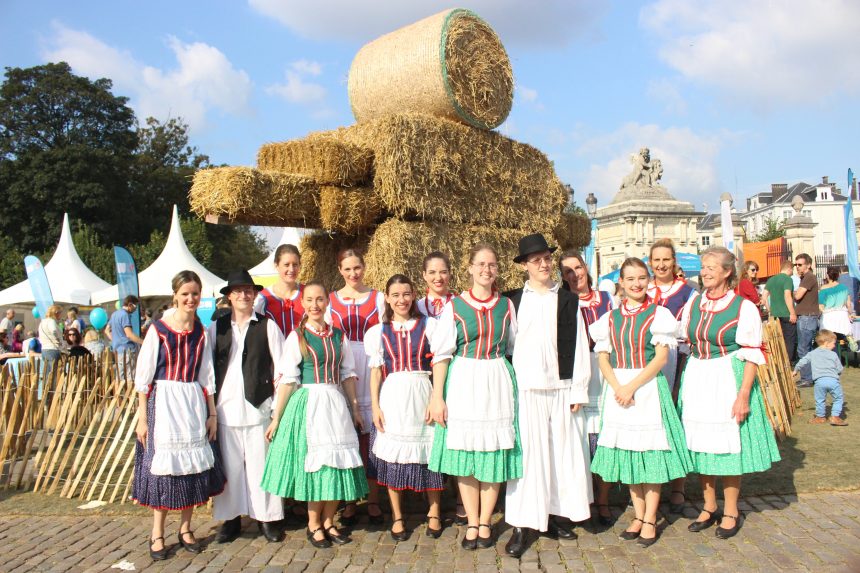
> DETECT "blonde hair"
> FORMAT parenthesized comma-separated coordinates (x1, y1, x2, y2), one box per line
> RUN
(46, 304, 62, 320)
(649, 238, 677, 261)
(816, 329, 837, 346)
(83, 329, 99, 344)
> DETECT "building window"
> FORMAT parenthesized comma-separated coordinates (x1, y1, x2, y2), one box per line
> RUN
(802, 209, 811, 218)
(701, 236, 710, 247)
(823, 244, 833, 256)
(783, 209, 792, 221)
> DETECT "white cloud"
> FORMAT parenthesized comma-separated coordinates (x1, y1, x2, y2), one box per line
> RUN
(266, 60, 327, 105)
(517, 84, 538, 103)
(646, 78, 687, 115)
(290, 59, 322, 76)
(575, 122, 731, 208)
(41, 22, 252, 130)
(248, 0, 604, 47)
(641, 0, 860, 108)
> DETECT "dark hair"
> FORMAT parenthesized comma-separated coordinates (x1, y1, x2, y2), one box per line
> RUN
(337, 248, 365, 268)
(297, 280, 328, 357)
(795, 253, 812, 265)
(123, 295, 140, 306)
(558, 249, 592, 291)
(620, 257, 650, 280)
(171, 271, 201, 294)
(827, 266, 841, 282)
(66, 328, 82, 342)
(274, 243, 300, 264)
(422, 251, 451, 272)
(382, 274, 422, 323)
(740, 260, 760, 282)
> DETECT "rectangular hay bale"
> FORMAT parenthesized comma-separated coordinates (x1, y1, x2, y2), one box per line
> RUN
(256, 137, 373, 186)
(314, 113, 567, 230)
(298, 231, 372, 292)
(190, 166, 321, 228)
(320, 185, 385, 233)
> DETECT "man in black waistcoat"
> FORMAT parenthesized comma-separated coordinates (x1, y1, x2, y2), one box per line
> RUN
(503, 234, 593, 558)
(210, 270, 286, 543)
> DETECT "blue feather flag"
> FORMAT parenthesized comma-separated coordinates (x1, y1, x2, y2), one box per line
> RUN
(845, 169, 860, 282)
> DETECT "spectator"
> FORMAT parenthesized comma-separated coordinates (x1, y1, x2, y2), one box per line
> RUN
(39, 304, 65, 378)
(794, 254, 820, 387)
(65, 307, 86, 332)
(65, 327, 91, 358)
(11, 323, 24, 352)
(21, 330, 41, 356)
(764, 260, 797, 364)
(141, 309, 154, 334)
(106, 295, 145, 382)
(83, 329, 105, 360)
(0, 308, 15, 333)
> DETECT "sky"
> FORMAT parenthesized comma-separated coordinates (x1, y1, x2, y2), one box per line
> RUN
(3, 0, 859, 246)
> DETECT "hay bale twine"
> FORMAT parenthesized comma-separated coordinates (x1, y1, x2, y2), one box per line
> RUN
(190, 166, 321, 227)
(348, 8, 513, 130)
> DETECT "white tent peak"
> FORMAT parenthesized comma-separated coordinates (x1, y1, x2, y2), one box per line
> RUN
(0, 213, 111, 306)
(248, 227, 313, 278)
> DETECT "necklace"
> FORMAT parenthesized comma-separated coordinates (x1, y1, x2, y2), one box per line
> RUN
(622, 298, 648, 314)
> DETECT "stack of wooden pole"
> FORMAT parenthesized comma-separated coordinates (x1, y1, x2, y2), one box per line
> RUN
(756, 318, 801, 439)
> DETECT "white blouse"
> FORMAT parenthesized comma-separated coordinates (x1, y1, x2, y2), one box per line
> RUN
(679, 290, 766, 365)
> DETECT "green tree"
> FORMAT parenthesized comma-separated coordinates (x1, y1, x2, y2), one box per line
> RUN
(753, 215, 786, 242)
(0, 235, 25, 288)
(72, 223, 115, 283)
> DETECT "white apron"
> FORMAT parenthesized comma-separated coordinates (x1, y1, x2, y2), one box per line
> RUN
(680, 353, 742, 454)
(597, 369, 668, 452)
(151, 379, 214, 476)
(303, 383, 363, 472)
(445, 356, 515, 452)
(372, 371, 434, 464)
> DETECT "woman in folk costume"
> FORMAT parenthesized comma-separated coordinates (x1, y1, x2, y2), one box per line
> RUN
(261, 281, 368, 548)
(429, 243, 522, 550)
(367, 274, 450, 541)
(133, 271, 226, 561)
(327, 248, 386, 524)
(647, 238, 698, 513)
(679, 247, 780, 539)
(559, 250, 616, 526)
(254, 244, 304, 338)
(590, 258, 692, 548)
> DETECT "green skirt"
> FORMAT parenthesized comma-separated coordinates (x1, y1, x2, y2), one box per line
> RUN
(591, 373, 693, 485)
(677, 357, 781, 476)
(260, 387, 369, 502)
(428, 357, 523, 483)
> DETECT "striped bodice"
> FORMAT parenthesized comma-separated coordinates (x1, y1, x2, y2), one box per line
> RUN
(381, 319, 433, 374)
(687, 293, 743, 360)
(607, 303, 658, 369)
(329, 291, 380, 342)
(649, 280, 695, 320)
(152, 320, 207, 382)
(259, 286, 304, 337)
(300, 327, 345, 385)
(452, 295, 512, 360)
(579, 290, 613, 329)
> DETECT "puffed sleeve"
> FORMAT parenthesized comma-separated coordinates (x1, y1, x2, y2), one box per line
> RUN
(279, 331, 303, 385)
(591, 312, 612, 355)
(340, 336, 357, 381)
(364, 323, 385, 368)
(266, 319, 286, 384)
(650, 306, 679, 348)
(253, 292, 266, 315)
(735, 298, 766, 365)
(429, 303, 456, 364)
(678, 294, 699, 343)
(376, 290, 386, 316)
(133, 326, 160, 393)
(568, 311, 591, 403)
(197, 331, 216, 395)
(505, 297, 518, 355)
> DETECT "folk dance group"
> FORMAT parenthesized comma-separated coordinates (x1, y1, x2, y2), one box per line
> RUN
(132, 235, 780, 561)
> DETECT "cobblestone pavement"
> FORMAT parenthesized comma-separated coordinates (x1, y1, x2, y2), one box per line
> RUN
(2, 491, 860, 573)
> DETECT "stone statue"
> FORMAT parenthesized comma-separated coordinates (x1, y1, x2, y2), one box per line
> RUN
(614, 147, 670, 203)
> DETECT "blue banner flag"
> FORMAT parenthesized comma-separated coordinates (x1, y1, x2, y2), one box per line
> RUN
(24, 255, 54, 318)
(113, 247, 141, 336)
(196, 297, 217, 328)
(583, 218, 597, 279)
(845, 169, 860, 283)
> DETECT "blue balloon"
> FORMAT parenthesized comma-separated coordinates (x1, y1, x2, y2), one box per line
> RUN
(89, 307, 108, 330)
(32, 306, 40, 319)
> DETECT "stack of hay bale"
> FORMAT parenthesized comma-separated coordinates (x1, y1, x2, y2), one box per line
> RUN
(190, 8, 590, 291)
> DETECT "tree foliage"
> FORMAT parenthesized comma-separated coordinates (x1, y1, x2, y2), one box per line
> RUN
(753, 215, 786, 242)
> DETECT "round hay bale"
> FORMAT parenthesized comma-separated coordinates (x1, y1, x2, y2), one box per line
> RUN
(348, 8, 513, 130)
(554, 212, 592, 250)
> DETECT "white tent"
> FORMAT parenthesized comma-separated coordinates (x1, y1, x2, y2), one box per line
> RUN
(248, 227, 313, 279)
(92, 206, 224, 303)
(0, 213, 111, 306)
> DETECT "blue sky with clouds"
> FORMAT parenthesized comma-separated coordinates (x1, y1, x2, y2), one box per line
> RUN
(3, 0, 859, 238)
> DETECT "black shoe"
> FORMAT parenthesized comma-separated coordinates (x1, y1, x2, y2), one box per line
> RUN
(367, 502, 385, 525)
(307, 527, 332, 548)
(461, 525, 479, 550)
(476, 523, 494, 549)
(636, 520, 658, 548)
(340, 503, 358, 527)
(669, 490, 687, 514)
(619, 518, 643, 541)
(425, 515, 443, 538)
(216, 517, 242, 544)
(177, 531, 202, 554)
(453, 503, 468, 525)
(389, 519, 410, 542)
(259, 520, 284, 543)
(596, 504, 614, 526)
(326, 525, 352, 545)
(688, 508, 722, 533)
(149, 537, 168, 561)
(546, 517, 576, 540)
(715, 514, 740, 539)
(505, 527, 528, 558)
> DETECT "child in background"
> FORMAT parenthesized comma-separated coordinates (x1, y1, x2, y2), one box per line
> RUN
(794, 330, 847, 426)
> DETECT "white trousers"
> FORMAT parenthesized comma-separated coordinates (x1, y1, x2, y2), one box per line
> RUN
(505, 388, 593, 531)
(213, 424, 284, 522)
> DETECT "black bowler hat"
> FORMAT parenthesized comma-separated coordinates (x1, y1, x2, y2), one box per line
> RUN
(513, 233, 557, 264)
(220, 269, 264, 295)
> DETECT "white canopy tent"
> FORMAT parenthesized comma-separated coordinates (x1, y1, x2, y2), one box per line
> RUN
(92, 206, 224, 303)
(247, 227, 313, 286)
(0, 213, 111, 306)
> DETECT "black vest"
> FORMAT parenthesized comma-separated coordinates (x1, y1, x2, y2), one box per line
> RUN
(214, 313, 275, 408)
(505, 286, 580, 380)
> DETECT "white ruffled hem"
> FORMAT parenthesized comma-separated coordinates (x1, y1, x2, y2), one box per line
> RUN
(372, 432, 433, 464)
(650, 334, 678, 348)
(735, 347, 766, 365)
(304, 384, 363, 471)
(305, 446, 364, 472)
(151, 442, 214, 476)
(683, 419, 741, 454)
(446, 423, 515, 452)
(597, 424, 669, 451)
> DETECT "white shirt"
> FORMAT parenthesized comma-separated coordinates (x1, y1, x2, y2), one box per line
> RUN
(134, 323, 216, 395)
(206, 314, 286, 426)
(0, 317, 11, 333)
(511, 281, 591, 398)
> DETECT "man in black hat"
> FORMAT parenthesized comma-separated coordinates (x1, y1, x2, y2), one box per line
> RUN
(503, 234, 593, 558)
(210, 270, 286, 543)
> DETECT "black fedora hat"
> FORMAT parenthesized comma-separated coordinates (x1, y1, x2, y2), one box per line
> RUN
(513, 233, 557, 264)
(220, 269, 264, 295)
